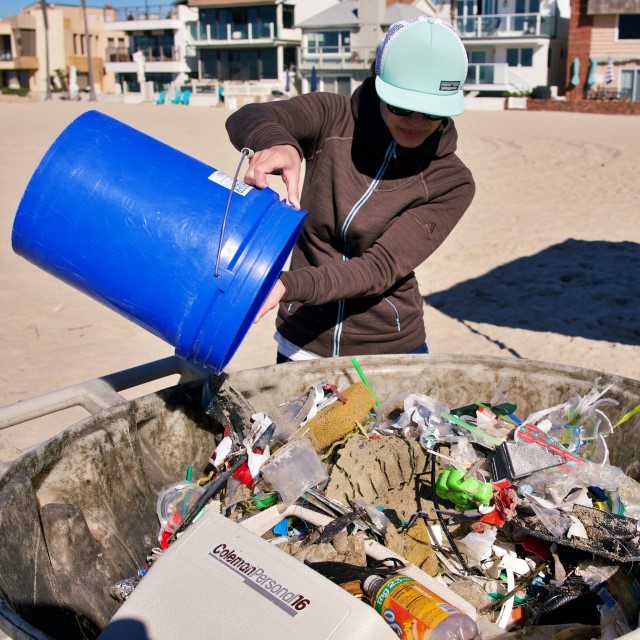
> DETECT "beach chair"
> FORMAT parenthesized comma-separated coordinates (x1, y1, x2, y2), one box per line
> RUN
(180, 89, 191, 105)
(153, 91, 167, 105)
(170, 91, 182, 104)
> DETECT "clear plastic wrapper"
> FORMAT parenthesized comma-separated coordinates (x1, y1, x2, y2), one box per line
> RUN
(456, 524, 497, 566)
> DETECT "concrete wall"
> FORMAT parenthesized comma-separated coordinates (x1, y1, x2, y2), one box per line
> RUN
(527, 96, 640, 112)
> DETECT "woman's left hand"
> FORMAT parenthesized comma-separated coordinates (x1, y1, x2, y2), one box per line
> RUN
(254, 279, 286, 323)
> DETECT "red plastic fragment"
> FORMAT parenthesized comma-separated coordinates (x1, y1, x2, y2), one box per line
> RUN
(521, 535, 552, 560)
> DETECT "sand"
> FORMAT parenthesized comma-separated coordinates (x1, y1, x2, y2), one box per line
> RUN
(1, 100, 638, 450)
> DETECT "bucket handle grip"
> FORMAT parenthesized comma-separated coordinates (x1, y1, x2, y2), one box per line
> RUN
(215, 147, 254, 279)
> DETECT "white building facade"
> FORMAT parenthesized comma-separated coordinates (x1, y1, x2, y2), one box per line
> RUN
(104, 3, 198, 94)
(297, 0, 570, 97)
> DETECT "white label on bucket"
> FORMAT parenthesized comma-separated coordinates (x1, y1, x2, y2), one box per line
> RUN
(208, 170, 254, 196)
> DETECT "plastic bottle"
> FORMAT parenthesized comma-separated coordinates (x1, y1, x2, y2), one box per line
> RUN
(363, 575, 481, 640)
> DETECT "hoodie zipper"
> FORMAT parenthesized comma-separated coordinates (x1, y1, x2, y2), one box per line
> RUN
(384, 298, 401, 332)
(332, 140, 397, 357)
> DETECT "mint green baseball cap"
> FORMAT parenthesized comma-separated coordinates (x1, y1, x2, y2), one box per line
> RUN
(375, 17, 468, 117)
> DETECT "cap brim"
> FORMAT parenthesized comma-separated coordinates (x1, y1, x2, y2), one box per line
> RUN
(375, 75, 465, 117)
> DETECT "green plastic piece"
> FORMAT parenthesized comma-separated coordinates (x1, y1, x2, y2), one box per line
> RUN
(253, 492, 279, 509)
(435, 469, 493, 511)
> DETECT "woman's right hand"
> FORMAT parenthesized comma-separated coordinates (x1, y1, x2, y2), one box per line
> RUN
(243, 144, 301, 209)
(254, 279, 286, 324)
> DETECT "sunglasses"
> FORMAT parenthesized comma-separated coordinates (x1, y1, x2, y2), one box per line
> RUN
(386, 103, 444, 120)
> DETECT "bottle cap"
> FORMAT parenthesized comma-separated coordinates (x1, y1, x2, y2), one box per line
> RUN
(363, 575, 383, 596)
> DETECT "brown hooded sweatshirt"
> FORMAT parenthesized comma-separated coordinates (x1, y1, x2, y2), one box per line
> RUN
(226, 77, 475, 357)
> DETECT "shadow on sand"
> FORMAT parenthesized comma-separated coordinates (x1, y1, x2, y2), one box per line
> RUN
(424, 239, 640, 347)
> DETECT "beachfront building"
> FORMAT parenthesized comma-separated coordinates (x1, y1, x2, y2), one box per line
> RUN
(103, 1, 198, 96)
(566, 0, 640, 102)
(3, 2, 124, 96)
(449, 0, 570, 96)
(298, 0, 570, 98)
(0, 13, 39, 94)
(297, 0, 434, 95)
(185, 0, 337, 102)
(298, 0, 569, 96)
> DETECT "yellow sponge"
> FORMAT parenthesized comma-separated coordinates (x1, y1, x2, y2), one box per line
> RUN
(303, 383, 375, 452)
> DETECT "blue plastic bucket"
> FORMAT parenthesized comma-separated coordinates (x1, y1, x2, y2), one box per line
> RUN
(12, 110, 306, 373)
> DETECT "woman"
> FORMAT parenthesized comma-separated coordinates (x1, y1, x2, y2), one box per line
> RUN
(226, 16, 475, 363)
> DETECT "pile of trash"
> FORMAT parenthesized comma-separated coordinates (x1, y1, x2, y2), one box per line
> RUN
(112, 363, 640, 639)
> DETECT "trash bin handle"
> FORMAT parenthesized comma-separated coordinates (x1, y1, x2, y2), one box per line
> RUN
(0, 356, 207, 432)
(214, 147, 254, 279)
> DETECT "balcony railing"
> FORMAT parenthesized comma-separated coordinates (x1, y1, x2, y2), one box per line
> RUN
(106, 46, 181, 63)
(465, 62, 533, 92)
(105, 4, 178, 22)
(455, 12, 556, 38)
(299, 46, 378, 69)
(106, 47, 130, 62)
(190, 21, 275, 43)
(585, 86, 633, 101)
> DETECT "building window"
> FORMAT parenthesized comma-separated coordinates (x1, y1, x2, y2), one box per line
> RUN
(200, 48, 278, 80)
(307, 31, 351, 55)
(620, 68, 639, 101)
(514, 0, 540, 31)
(283, 46, 296, 69)
(618, 14, 640, 40)
(456, 0, 477, 34)
(515, 0, 540, 14)
(0, 35, 11, 60)
(132, 32, 174, 61)
(199, 6, 276, 40)
(336, 76, 351, 96)
(283, 4, 294, 29)
(149, 72, 174, 91)
(506, 47, 533, 66)
(18, 29, 36, 56)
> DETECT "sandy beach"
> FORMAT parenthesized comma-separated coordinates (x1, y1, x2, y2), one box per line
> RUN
(1, 100, 638, 450)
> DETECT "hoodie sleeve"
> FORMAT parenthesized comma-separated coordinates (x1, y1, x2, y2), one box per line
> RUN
(225, 92, 350, 160)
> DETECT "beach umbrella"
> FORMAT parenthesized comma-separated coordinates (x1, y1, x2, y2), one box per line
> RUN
(570, 57, 580, 87)
(68, 65, 79, 99)
(606, 55, 615, 84)
(310, 66, 318, 92)
(133, 49, 146, 87)
(586, 58, 597, 87)
(285, 68, 291, 92)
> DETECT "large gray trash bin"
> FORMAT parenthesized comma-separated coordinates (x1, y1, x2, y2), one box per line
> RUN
(0, 354, 638, 640)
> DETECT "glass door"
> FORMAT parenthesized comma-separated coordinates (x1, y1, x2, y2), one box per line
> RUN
(514, 0, 539, 31)
(621, 68, 639, 101)
(457, 0, 477, 36)
(468, 50, 490, 84)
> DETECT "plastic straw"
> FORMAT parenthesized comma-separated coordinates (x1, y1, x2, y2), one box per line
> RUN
(181, 465, 194, 518)
(440, 411, 503, 446)
(424, 448, 470, 472)
(350, 357, 381, 406)
(613, 403, 640, 430)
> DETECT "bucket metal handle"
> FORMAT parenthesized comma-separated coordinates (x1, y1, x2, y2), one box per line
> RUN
(215, 147, 254, 279)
